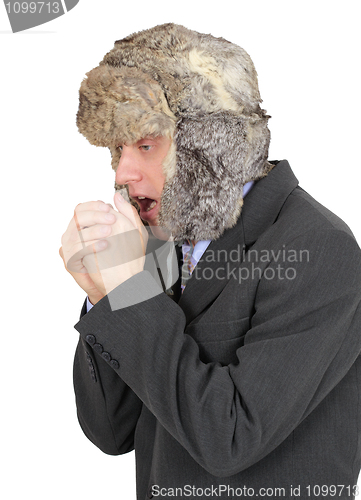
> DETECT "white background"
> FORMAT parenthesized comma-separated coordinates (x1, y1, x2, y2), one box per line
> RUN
(1, 1, 360, 498)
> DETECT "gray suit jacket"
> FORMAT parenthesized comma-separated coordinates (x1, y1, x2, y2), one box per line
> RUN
(74, 161, 361, 499)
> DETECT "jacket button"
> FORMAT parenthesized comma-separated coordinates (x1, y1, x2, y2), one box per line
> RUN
(102, 351, 111, 362)
(93, 343, 103, 354)
(86, 334, 96, 345)
(110, 359, 119, 370)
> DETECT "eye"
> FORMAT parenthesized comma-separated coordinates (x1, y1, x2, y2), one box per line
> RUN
(140, 145, 152, 151)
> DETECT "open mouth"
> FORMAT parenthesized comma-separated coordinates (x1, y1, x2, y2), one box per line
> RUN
(132, 196, 158, 218)
(136, 196, 157, 212)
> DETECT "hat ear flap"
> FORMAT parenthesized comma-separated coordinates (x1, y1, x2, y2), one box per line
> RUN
(159, 112, 271, 241)
(242, 112, 271, 180)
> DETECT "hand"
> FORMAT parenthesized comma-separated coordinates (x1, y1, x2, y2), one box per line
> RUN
(60, 200, 115, 304)
(83, 193, 148, 296)
(59, 195, 148, 304)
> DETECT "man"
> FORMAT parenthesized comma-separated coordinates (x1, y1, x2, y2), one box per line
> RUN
(60, 24, 361, 499)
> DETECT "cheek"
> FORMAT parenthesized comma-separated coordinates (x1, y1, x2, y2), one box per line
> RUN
(157, 172, 166, 192)
(151, 165, 166, 194)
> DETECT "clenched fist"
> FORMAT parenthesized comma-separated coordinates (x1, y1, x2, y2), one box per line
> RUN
(60, 192, 148, 305)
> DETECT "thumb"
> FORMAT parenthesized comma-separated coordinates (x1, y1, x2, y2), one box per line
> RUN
(114, 191, 145, 233)
(114, 191, 148, 253)
(114, 191, 136, 223)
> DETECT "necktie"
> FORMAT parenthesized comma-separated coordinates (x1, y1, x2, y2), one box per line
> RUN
(164, 243, 182, 302)
(181, 240, 196, 293)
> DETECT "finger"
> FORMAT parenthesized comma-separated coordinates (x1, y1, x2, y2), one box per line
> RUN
(74, 207, 114, 250)
(114, 192, 144, 230)
(83, 230, 145, 273)
(79, 223, 114, 244)
(74, 200, 110, 214)
(114, 193, 148, 253)
(74, 210, 116, 230)
(61, 217, 113, 258)
(74, 202, 111, 235)
(66, 239, 108, 273)
(62, 202, 112, 245)
(59, 247, 68, 269)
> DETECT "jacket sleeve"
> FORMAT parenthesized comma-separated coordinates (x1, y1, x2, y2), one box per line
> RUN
(73, 301, 143, 455)
(74, 228, 361, 475)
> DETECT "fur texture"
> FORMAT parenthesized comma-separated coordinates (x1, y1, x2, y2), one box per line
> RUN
(161, 112, 271, 240)
(77, 23, 271, 240)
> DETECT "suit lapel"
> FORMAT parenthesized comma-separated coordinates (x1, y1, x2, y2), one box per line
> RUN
(240, 160, 299, 247)
(178, 217, 246, 325)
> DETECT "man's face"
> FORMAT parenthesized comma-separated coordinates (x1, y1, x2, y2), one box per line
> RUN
(115, 136, 170, 226)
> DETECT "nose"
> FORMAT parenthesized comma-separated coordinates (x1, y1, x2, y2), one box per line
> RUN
(115, 146, 142, 186)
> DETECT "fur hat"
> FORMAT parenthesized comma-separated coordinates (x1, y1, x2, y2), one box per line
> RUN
(77, 23, 271, 241)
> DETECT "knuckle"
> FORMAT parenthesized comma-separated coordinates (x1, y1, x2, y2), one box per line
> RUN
(74, 202, 83, 213)
(61, 231, 72, 249)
